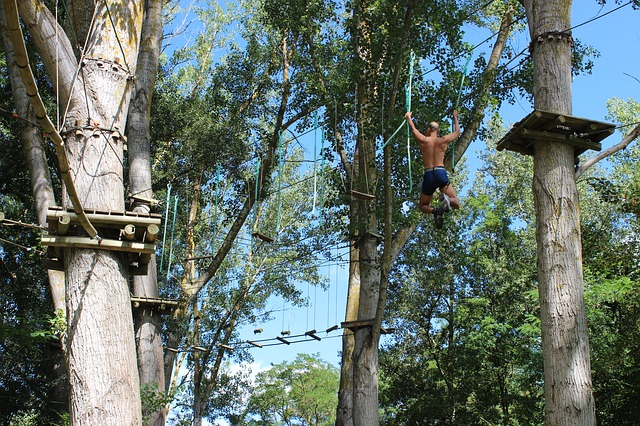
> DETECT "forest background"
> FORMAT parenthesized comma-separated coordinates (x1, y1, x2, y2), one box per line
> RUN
(0, 0, 639, 425)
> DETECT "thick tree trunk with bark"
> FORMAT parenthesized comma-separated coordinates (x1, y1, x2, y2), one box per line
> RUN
(335, 244, 360, 426)
(12, 1, 146, 424)
(126, 1, 165, 424)
(521, 1, 596, 424)
(0, 3, 70, 413)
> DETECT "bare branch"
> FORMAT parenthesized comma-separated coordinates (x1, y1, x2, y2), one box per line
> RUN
(575, 123, 640, 180)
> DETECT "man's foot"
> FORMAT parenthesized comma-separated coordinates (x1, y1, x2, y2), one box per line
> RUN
(441, 194, 451, 213)
(433, 208, 444, 229)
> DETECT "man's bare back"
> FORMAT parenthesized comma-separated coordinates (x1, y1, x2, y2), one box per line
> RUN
(404, 110, 461, 222)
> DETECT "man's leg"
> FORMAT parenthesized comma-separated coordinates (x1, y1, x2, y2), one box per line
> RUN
(419, 193, 434, 214)
(441, 184, 460, 209)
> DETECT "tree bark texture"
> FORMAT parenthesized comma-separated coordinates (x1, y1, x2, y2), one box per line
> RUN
(522, 1, 596, 424)
(348, 0, 383, 423)
(335, 243, 361, 426)
(0, 3, 70, 412)
(126, 0, 165, 424)
(16, 1, 146, 424)
(0, 1, 66, 313)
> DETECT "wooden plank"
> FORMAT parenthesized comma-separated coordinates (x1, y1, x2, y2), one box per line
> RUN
(43, 259, 64, 271)
(47, 208, 161, 227)
(521, 128, 602, 151)
(325, 324, 339, 333)
(130, 296, 180, 307)
(276, 336, 291, 345)
(496, 109, 615, 157)
(252, 232, 274, 243)
(129, 264, 149, 275)
(247, 340, 263, 348)
(349, 190, 375, 201)
(42, 235, 156, 254)
(341, 319, 374, 330)
(305, 330, 322, 341)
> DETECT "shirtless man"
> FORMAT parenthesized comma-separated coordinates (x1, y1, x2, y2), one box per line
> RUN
(405, 110, 461, 228)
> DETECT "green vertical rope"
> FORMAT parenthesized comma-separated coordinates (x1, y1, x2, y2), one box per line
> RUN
(406, 51, 415, 191)
(160, 182, 171, 271)
(452, 51, 473, 171)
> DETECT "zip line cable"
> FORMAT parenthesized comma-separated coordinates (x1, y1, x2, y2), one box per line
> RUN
(567, 0, 637, 32)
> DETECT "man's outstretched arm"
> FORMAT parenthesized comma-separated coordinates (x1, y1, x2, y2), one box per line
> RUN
(405, 111, 426, 141)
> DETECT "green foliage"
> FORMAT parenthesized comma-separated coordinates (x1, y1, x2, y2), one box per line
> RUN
(244, 353, 339, 425)
(380, 125, 544, 425)
(141, 383, 173, 425)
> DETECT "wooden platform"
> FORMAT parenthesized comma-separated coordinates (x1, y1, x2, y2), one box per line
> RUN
(341, 319, 395, 334)
(252, 232, 274, 243)
(496, 110, 615, 156)
(41, 206, 162, 275)
(130, 295, 180, 314)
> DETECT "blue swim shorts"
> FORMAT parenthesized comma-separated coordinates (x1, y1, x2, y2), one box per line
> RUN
(421, 167, 449, 196)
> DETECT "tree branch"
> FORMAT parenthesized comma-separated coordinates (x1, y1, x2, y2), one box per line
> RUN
(575, 123, 640, 180)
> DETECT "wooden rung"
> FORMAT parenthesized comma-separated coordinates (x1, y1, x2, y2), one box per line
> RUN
(305, 330, 322, 341)
(185, 255, 214, 261)
(247, 340, 263, 348)
(252, 232, 274, 243)
(128, 194, 160, 207)
(280, 330, 291, 336)
(130, 296, 180, 313)
(325, 325, 339, 333)
(192, 346, 207, 352)
(349, 190, 375, 201)
(276, 336, 291, 345)
(218, 344, 234, 351)
(164, 347, 179, 353)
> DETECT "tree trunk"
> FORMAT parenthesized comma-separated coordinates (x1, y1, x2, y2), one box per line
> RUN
(126, 1, 165, 424)
(15, 1, 146, 424)
(0, 0, 66, 315)
(335, 243, 360, 426)
(521, 1, 596, 424)
(0, 3, 70, 414)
